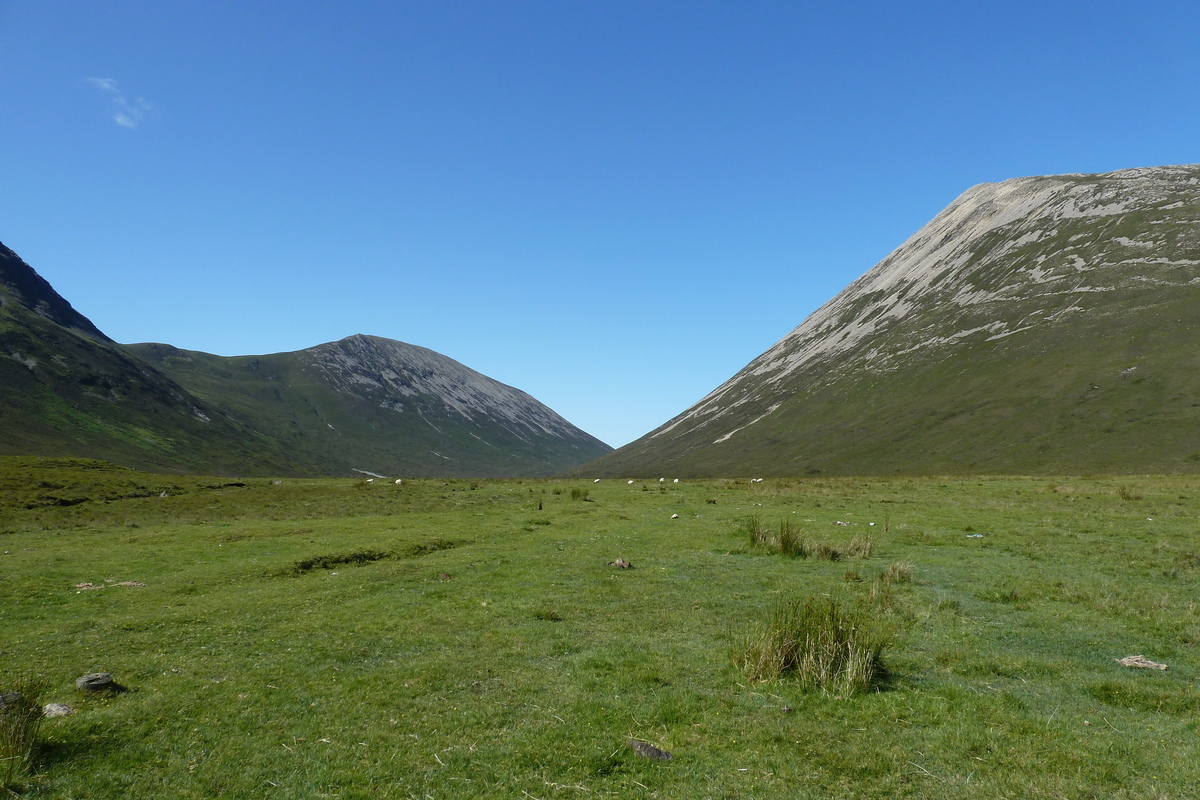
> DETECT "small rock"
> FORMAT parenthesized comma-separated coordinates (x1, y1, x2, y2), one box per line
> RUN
(628, 739, 673, 761)
(43, 703, 73, 718)
(670, 513, 679, 519)
(76, 672, 114, 691)
(607, 558, 634, 569)
(782, 705, 793, 713)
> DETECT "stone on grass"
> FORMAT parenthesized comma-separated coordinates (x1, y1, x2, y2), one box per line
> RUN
(75, 672, 114, 691)
(628, 739, 673, 760)
(43, 703, 74, 718)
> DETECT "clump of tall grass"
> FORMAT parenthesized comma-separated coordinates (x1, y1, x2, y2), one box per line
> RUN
(866, 562, 915, 610)
(880, 561, 913, 585)
(846, 533, 875, 558)
(1, 677, 44, 789)
(735, 595, 891, 695)
(744, 516, 874, 562)
(570, 487, 590, 501)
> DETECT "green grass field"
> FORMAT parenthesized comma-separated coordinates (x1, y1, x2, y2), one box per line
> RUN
(2, 457, 1198, 798)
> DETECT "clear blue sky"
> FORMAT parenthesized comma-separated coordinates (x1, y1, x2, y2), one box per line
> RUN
(2, 1, 1198, 447)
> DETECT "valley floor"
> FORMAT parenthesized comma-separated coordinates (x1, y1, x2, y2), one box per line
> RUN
(1, 459, 1197, 798)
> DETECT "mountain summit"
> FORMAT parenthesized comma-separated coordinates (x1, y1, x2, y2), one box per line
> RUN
(584, 165, 1200, 476)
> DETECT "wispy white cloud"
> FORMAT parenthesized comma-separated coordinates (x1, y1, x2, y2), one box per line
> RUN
(86, 77, 156, 129)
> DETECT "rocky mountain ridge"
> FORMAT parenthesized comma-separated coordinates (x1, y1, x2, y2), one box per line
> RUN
(307, 334, 584, 443)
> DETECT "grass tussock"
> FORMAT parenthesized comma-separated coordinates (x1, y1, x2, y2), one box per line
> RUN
(744, 515, 874, 561)
(1, 678, 44, 790)
(735, 595, 892, 694)
(881, 561, 913, 585)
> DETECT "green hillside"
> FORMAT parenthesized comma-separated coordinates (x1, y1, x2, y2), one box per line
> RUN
(0, 243, 295, 475)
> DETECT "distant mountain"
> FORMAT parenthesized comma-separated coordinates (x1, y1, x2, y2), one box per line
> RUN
(1, 241, 609, 476)
(581, 165, 1200, 477)
(129, 335, 610, 477)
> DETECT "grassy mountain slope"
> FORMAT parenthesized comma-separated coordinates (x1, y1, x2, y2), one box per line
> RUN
(0, 242, 295, 475)
(128, 335, 610, 478)
(580, 165, 1200, 477)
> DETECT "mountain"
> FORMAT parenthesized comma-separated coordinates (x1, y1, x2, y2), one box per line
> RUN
(128, 335, 610, 477)
(1, 241, 609, 476)
(0, 241, 293, 474)
(581, 165, 1200, 477)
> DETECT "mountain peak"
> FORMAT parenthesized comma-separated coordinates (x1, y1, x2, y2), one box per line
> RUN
(585, 164, 1200, 476)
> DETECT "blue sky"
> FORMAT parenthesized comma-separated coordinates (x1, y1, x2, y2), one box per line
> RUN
(2, 1, 1198, 447)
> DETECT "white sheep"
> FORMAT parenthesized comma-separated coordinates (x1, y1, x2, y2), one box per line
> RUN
(395, 479, 403, 485)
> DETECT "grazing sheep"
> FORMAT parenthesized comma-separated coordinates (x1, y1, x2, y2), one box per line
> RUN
(395, 479, 403, 485)
(594, 478, 601, 483)
(673, 478, 679, 484)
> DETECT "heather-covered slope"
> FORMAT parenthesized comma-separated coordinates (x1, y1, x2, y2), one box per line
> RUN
(582, 165, 1200, 477)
